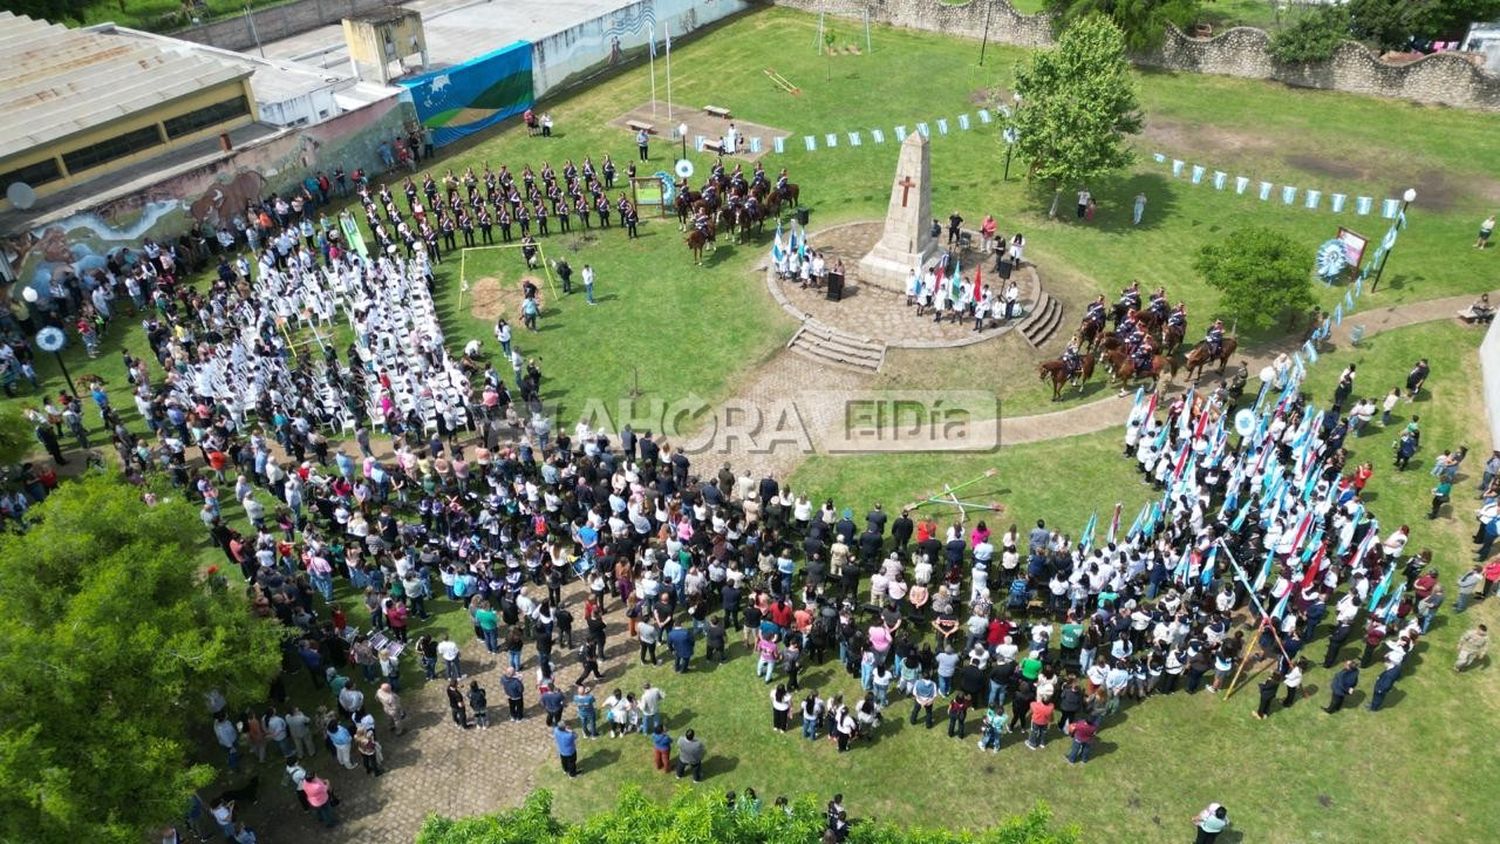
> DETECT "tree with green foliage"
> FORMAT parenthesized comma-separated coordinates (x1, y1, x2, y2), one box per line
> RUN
(1345, 0, 1500, 52)
(5, 0, 94, 24)
(1194, 226, 1316, 331)
(417, 787, 1081, 844)
(1047, 0, 1202, 52)
(0, 475, 287, 844)
(1269, 5, 1353, 64)
(0, 405, 33, 467)
(1012, 14, 1143, 218)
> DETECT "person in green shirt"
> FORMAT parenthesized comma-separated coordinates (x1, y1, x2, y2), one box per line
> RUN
(1194, 803, 1229, 843)
(1430, 478, 1453, 519)
(1019, 653, 1043, 682)
(474, 601, 500, 653)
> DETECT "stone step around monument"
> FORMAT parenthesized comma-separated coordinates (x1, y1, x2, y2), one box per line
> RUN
(786, 320, 886, 373)
(1019, 289, 1063, 349)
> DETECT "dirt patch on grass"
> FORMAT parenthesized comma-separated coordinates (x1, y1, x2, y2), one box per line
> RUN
(1285, 153, 1364, 181)
(468, 276, 507, 321)
(1141, 119, 1279, 156)
(469, 275, 545, 322)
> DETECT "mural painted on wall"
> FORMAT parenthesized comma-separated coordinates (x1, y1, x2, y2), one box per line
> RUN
(5, 94, 415, 295)
(402, 41, 534, 148)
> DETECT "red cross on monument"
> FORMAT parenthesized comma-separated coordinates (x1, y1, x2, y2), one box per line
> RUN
(897, 175, 917, 208)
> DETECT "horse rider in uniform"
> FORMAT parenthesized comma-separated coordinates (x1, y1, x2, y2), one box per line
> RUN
(1062, 336, 1084, 381)
(776, 168, 790, 201)
(1205, 318, 1226, 358)
(1132, 334, 1156, 375)
(1085, 296, 1107, 331)
(1147, 288, 1169, 322)
(1167, 302, 1188, 333)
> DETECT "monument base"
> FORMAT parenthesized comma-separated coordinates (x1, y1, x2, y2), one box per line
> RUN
(858, 241, 936, 293)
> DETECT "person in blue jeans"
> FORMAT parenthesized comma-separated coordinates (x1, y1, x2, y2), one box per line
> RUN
(574, 684, 599, 738)
(1066, 717, 1098, 764)
(801, 693, 821, 739)
(910, 676, 938, 728)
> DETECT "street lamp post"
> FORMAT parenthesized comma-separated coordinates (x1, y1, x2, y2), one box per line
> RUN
(19, 286, 78, 396)
(1370, 187, 1416, 293)
(679, 122, 689, 160)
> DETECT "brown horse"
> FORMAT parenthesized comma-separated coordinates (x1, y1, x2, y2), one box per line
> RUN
(675, 190, 700, 229)
(1079, 319, 1106, 351)
(768, 183, 800, 217)
(687, 223, 717, 265)
(1162, 322, 1186, 355)
(1038, 353, 1096, 400)
(1106, 349, 1175, 385)
(1183, 337, 1238, 382)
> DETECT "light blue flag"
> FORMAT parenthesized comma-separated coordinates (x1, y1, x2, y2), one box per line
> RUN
(1235, 176, 1250, 194)
(895, 125, 908, 141)
(788, 226, 799, 257)
(1381, 585, 1404, 623)
(1356, 196, 1373, 215)
(1304, 190, 1321, 210)
(1353, 277, 1363, 297)
(1333, 304, 1343, 326)
(1253, 548, 1275, 592)
(1201, 547, 1218, 586)
(1368, 566, 1395, 612)
(1381, 198, 1400, 219)
(1213, 171, 1227, 190)
(1304, 339, 1318, 363)
(916, 122, 930, 137)
(977, 109, 992, 124)
(695, 135, 707, 152)
(1343, 290, 1355, 313)
(848, 131, 861, 146)
(1153, 152, 1167, 163)
(1281, 186, 1297, 205)
(958, 113, 971, 130)
(1231, 500, 1253, 533)
(1191, 165, 1205, 184)
(803, 136, 817, 151)
(773, 136, 786, 154)
(1172, 160, 1185, 177)
(1331, 193, 1347, 213)
(825, 133, 838, 148)
(936, 118, 949, 135)
(1272, 591, 1290, 619)
(871, 128, 885, 144)
(770, 221, 785, 264)
(749, 137, 763, 154)
(1259, 182, 1274, 201)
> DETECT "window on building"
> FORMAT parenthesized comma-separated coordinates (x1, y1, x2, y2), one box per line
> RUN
(0, 157, 63, 190)
(162, 95, 251, 139)
(61, 125, 163, 173)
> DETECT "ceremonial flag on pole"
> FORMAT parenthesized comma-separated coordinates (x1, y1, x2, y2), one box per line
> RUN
(648, 24, 658, 116)
(1080, 511, 1098, 550)
(1129, 386, 1145, 423)
(770, 220, 785, 264)
(1107, 502, 1123, 546)
(1174, 547, 1192, 582)
(972, 264, 983, 304)
(1201, 546, 1218, 586)
(787, 226, 799, 257)
(1272, 590, 1291, 619)
(1380, 585, 1404, 622)
(1367, 565, 1395, 611)
(1253, 547, 1275, 592)
(1230, 500, 1253, 532)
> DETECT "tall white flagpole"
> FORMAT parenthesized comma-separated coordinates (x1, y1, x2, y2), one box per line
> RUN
(665, 22, 673, 120)
(649, 23, 657, 118)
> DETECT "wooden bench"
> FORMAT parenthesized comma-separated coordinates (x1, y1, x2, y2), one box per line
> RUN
(625, 119, 655, 134)
(703, 105, 732, 119)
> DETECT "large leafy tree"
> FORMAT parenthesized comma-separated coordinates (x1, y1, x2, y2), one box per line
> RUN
(1011, 14, 1143, 218)
(1194, 226, 1316, 331)
(1048, 0, 1202, 52)
(417, 787, 1081, 844)
(0, 405, 32, 467)
(1346, 0, 1500, 51)
(0, 475, 287, 844)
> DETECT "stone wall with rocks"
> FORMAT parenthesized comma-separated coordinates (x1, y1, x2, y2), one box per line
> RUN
(772, 0, 1052, 48)
(769, 0, 1500, 111)
(1142, 26, 1500, 112)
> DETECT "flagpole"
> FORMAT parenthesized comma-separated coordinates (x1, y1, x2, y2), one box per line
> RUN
(649, 24, 658, 118)
(665, 23, 673, 121)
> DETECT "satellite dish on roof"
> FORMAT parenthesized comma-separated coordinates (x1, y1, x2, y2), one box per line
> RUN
(6, 182, 36, 209)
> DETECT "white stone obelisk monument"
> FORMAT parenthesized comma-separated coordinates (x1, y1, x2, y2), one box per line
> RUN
(859, 130, 936, 291)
